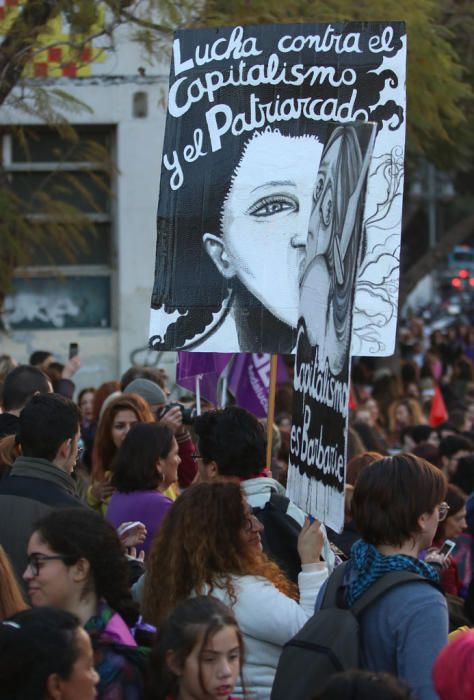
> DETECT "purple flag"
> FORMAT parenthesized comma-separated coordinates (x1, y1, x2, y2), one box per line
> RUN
(176, 352, 232, 405)
(228, 354, 289, 418)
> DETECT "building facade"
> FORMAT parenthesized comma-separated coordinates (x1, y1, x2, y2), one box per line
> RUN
(0, 14, 175, 390)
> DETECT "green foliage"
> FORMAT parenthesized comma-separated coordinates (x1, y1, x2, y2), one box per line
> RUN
(0, 127, 114, 302)
(0, 0, 473, 310)
(196, 0, 473, 169)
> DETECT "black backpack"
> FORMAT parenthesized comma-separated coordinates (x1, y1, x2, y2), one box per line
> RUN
(271, 561, 439, 700)
(252, 493, 301, 583)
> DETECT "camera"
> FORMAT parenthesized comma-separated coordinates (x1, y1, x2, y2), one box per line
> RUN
(158, 402, 197, 425)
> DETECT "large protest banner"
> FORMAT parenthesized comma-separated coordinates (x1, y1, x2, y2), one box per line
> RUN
(149, 22, 406, 355)
(287, 121, 376, 532)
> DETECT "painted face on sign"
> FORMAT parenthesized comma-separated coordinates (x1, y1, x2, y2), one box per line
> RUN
(300, 133, 343, 366)
(203, 131, 322, 328)
(299, 125, 366, 375)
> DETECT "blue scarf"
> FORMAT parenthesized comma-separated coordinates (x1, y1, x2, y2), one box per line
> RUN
(345, 539, 440, 608)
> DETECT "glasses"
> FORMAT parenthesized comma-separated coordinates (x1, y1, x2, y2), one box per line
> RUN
(25, 554, 70, 577)
(243, 514, 261, 533)
(192, 453, 205, 460)
(438, 502, 450, 522)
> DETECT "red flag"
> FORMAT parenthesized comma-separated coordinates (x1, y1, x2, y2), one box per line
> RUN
(429, 384, 448, 427)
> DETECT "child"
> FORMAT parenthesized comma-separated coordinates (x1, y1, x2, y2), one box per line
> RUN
(146, 596, 243, 700)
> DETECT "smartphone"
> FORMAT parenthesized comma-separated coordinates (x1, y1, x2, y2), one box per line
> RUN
(69, 342, 79, 360)
(439, 539, 456, 558)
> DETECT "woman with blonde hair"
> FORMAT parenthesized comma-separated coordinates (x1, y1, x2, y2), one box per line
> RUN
(387, 397, 426, 449)
(142, 481, 327, 700)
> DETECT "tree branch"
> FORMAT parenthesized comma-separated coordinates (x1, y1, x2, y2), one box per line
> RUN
(0, 0, 58, 106)
(399, 213, 474, 309)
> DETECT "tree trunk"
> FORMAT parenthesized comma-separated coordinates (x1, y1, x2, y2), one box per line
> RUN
(0, 0, 57, 107)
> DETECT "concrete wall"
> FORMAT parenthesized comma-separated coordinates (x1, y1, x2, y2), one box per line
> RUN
(0, 27, 177, 395)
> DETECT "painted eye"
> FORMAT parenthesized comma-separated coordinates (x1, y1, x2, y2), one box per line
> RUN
(313, 177, 324, 203)
(247, 194, 298, 218)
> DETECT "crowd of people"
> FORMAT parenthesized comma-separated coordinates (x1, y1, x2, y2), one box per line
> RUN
(1, 318, 474, 699)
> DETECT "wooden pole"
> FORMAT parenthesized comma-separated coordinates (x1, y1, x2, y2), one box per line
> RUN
(195, 375, 201, 415)
(266, 354, 278, 470)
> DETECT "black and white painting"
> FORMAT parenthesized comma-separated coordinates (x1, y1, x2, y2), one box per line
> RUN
(287, 122, 376, 532)
(149, 22, 406, 353)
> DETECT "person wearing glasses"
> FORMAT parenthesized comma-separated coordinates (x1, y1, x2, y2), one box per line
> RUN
(142, 481, 327, 700)
(0, 393, 84, 579)
(314, 454, 449, 700)
(426, 483, 468, 597)
(23, 507, 145, 700)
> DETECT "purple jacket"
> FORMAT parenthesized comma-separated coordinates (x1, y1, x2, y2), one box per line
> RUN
(107, 489, 172, 555)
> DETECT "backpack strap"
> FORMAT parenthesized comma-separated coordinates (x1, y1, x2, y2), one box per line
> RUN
(351, 570, 440, 617)
(320, 561, 349, 609)
(321, 563, 441, 615)
(268, 493, 291, 512)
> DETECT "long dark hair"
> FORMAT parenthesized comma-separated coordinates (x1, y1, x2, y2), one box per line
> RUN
(34, 508, 138, 626)
(146, 596, 244, 700)
(0, 607, 82, 700)
(111, 422, 174, 492)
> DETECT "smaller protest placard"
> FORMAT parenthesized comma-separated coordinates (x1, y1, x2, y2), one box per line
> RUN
(286, 121, 376, 532)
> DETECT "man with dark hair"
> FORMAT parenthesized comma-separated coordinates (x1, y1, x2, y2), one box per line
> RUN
(29, 350, 54, 371)
(0, 365, 52, 438)
(0, 393, 83, 577)
(438, 434, 473, 480)
(29, 350, 80, 400)
(194, 406, 332, 581)
(194, 406, 267, 481)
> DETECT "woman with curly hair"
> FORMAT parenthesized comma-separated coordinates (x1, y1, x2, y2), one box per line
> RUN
(142, 481, 327, 700)
(23, 508, 145, 699)
(88, 394, 155, 512)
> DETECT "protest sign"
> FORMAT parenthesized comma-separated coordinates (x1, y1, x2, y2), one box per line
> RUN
(287, 121, 376, 532)
(149, 21, 406, 354)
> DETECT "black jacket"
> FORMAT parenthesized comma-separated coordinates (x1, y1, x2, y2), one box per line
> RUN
(0, 412, 19, 439)
(0, 456, 84, 579)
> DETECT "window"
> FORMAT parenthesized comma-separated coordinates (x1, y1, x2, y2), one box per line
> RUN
(2, 126, 115, 329)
